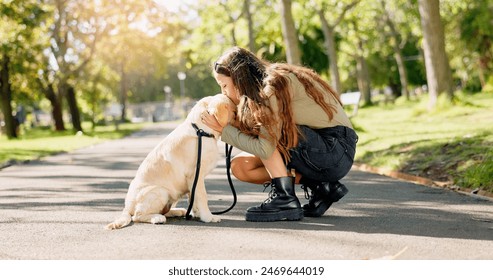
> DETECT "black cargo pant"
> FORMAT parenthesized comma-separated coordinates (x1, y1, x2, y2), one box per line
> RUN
(287, 125, 358, 183)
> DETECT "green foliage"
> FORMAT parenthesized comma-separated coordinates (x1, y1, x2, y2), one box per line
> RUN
(460, 153, 493, 190)
(483, 76, 493, 93)
(3, 0, 493, 113)
(401, 38, 427, 86)
(300, 27, 329, 74)
(354, 92, 493, 193)
(2, 0, 493, 178)
(459, 0, 493, 59)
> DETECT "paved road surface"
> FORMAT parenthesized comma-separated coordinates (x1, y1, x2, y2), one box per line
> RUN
(1, 122, 492, 261)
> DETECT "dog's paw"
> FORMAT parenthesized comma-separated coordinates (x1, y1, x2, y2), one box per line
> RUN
(200, 214, 221, 223)
(210, 215, 221, 223)
(105, 223, 119, 230)
(166, 208, 187, 217)
(150, 214, 167, 224)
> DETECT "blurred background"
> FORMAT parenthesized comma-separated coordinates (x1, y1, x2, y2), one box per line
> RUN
(2, 0, 491, 134)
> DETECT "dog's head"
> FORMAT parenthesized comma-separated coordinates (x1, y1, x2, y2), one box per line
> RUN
(188, 94, 235, 135)
(206, 94, 235, 127)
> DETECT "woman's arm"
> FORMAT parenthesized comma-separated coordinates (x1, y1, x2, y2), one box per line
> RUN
(221, 125, 276, 160)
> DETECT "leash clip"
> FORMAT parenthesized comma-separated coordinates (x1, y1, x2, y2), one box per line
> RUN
(191, 123, 214, 138)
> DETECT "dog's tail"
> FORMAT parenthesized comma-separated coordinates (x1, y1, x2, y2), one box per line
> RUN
(105, 212, 131, 230)
(105, 203, 134, 230)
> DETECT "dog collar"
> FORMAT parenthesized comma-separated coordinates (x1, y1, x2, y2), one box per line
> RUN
(191, 123, 215, 138)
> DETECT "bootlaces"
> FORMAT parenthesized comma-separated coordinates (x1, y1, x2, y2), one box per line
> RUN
(300, 185, 313, 200)
(262, 182, 278, 203)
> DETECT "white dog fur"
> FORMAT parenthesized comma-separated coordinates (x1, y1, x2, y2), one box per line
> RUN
(106, 94, 234, 230)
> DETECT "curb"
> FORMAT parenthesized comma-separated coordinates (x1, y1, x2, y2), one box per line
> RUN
(0, 159, 25, 170)
(353, 163, 493, 201)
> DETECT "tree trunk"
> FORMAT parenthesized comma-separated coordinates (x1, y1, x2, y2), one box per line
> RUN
(66, 85, 82, 132)
(279, 0, 301, 65)
(230, 26, 237, 46)
(356, 41, 372, 106)
(0, 55, 17, 138)
(319, 11, 342, 94)
(244, 0, 255, 52)
(479, 54, 491, 90)
(380, 0, 409, 99)
(120, 62, 128, 122)
(394, 49, 409, 99)
(90, 75, 100, 130)
(43, 82, 65, 131)
(418, 0, 453, 109)
(477, 63, 486, 89)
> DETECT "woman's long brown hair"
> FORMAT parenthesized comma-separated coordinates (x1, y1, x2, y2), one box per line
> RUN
(214, 47, 341, 161)
(264, 63, 342, 160)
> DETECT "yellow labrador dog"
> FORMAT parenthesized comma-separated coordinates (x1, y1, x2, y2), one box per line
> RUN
(106, 94, 234, 230)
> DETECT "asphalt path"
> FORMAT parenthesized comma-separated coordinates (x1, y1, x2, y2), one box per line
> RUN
(1, 122, 492, 261)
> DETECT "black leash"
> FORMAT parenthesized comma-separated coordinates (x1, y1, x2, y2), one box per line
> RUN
(214, 143, 236, 214)
(185, 123, 237, 220)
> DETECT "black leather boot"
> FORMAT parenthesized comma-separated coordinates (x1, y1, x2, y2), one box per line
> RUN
(301, 181, 348, 217)
(245, 176, 303, 222)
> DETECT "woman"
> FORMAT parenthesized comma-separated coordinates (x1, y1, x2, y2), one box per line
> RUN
(202, 47, 358, 222)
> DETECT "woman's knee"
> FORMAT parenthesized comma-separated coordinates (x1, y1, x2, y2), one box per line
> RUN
(230, 155, 269, 183)
(230, 158, 250, 182)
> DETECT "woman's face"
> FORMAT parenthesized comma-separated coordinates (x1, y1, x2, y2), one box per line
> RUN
(214, 72, 240, 105)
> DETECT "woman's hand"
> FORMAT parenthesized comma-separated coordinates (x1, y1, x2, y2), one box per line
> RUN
(202, 96, 238, 133)
(201, 111, 225, 133)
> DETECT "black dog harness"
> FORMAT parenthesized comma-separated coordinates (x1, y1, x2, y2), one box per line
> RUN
(185, 123, 237, 220)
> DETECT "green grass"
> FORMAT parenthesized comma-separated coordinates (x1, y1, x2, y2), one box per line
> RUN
(0, 122, 147, 166)
(2, 94, 492, 194)
(352, 91, 493, 193)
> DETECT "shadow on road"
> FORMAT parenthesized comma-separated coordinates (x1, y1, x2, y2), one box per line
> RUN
(1, 122, 492, 260)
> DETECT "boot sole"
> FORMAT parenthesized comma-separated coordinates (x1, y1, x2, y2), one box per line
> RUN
(303, 185, 349, 217)
(330, 184, 349, 202)
(245, 208, 304, 222)
(303, 201, 333, 217)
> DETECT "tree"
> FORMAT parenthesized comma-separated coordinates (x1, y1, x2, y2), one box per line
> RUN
(0, 0, 49, 138)
(44, 0, 110, 132)
(351, 19, 372, 106)
(77, 61, 117, 129)
(94, 0, 151, 121)
(459, 0, 493, 90)
(378, 0, 410, 100)
(0, 55, 15, 138)
(244, 0, 256, 52)
(36, 67, 66, 131)
(334, 0, 379, 106)
(314, 0, 359, 94)
(279, 0, 301, 64)
(96, 0, 182, 119)
(182, 0, 277, 99)
(219, 0, 246, 47)
(418, 0, 454, 108)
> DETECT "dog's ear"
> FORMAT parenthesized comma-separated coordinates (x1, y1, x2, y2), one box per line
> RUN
(209, 94, 235, 127)
(212, 101, 230, 127)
